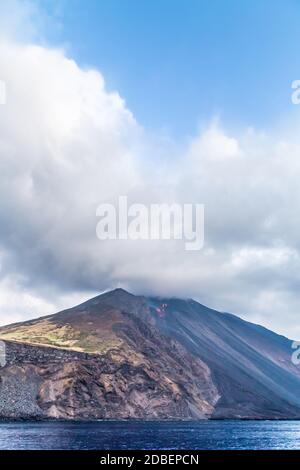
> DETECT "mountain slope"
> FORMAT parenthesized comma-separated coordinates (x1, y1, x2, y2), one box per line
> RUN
(0, 288, 299, 420)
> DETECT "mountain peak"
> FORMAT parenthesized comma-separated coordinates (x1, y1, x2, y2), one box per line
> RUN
(107, 287, 134, 297)
(97, 287, 138, 304)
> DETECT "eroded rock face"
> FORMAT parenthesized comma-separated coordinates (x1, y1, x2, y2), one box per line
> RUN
(1, 338, 219, 420)
(0, 288, 299, 420)
(0, 364, 42, 419)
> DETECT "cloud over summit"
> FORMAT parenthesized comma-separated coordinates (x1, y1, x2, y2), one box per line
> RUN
(0, 1, 300, 339)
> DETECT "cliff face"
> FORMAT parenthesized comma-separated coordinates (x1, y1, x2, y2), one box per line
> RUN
(0, 289, 299, 420)
(1, 332, 219, 420)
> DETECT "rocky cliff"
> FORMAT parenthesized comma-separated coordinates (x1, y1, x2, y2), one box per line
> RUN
(0, 289, 299, 420)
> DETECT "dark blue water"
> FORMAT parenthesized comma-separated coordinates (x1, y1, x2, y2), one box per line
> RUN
(0, 421, 299, 450)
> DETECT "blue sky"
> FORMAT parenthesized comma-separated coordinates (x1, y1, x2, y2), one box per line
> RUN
(38, 0, 300, 137)
(2, 0, 300, 337)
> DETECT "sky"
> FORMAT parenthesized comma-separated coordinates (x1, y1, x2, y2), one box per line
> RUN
(0, 0, 300, 338)
(37, 0, 300, 136)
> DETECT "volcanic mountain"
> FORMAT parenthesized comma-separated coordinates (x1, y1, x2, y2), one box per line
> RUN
(0, 288, 299, 420)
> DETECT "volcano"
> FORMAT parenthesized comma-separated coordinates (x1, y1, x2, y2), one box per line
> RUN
(0, 288, 299, 420)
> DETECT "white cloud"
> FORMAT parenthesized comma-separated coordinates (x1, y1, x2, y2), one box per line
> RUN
(188, 124, 241, 163)
(0, 0, 47, 43)
(1, 1, 300, 339)
(0, 273, 95, 327)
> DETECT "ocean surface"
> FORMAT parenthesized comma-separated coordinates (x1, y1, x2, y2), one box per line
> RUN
(0, 421, 300, 450)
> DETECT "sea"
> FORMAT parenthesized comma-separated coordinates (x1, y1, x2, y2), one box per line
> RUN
(0, 420, 299, 450)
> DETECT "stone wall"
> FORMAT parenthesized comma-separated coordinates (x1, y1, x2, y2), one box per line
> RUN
(3, 340, 98, 365)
